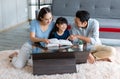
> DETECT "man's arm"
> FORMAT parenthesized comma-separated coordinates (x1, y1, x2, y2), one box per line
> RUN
(88, 19, 101, 45)
(75, 35, 91, 43)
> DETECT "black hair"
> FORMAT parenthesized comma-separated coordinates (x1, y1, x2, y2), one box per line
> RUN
(48, 17, 68, 38)
(54, 17, 68, 31)
(76, 10, 90, 23)
(37, 7, 51, 21)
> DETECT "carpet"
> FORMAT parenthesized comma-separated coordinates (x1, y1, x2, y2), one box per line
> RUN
(0, 47, 120, 79)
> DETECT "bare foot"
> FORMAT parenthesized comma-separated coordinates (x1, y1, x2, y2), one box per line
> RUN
(9, 52, 18, 58)
(87, 53, 95, 64)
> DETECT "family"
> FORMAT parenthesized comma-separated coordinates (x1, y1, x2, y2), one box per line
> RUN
(9, 7, 115, 69)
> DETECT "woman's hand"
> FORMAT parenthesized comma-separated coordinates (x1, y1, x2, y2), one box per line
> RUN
(43, 39, 50, 44)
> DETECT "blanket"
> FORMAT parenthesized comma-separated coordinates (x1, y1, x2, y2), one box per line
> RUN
(0, 47, 120, 79)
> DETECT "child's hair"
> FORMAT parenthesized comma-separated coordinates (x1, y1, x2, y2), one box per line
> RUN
(54, 17, 68, 31)
(48, 17, 68, 38)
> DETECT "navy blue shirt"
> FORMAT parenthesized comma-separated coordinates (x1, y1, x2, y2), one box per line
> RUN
(51, 30, 70, 39)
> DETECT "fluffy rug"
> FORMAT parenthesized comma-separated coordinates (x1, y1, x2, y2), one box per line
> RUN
(0, 47, 120, 79)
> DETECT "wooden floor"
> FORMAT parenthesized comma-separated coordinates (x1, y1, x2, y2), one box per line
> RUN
(0, 22, 29, 51)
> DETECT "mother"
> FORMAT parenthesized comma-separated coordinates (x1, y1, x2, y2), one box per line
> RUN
(10, 7, 54, 68)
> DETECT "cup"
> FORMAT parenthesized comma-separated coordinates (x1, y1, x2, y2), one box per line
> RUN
(79, 44, 83, 51)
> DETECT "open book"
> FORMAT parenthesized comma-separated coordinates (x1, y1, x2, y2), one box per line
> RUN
(46, 38, 73, 47)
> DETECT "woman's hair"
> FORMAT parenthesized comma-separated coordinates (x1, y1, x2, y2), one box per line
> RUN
(48, 17, 68, 38)
(76, 10, 90, 23)
(37, 7, 51, 21)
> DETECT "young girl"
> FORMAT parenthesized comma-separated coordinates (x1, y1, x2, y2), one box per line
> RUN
(49, 17, 70, 39)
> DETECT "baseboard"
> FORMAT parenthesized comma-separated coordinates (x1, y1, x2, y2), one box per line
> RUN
(100, 38, 120, 46)
(0, 20, 29, 32)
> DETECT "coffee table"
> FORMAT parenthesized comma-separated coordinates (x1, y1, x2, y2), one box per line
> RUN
(31, 44, 90, 75)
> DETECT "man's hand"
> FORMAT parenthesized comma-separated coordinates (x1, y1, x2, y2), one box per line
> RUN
(68, 35, 78, 40)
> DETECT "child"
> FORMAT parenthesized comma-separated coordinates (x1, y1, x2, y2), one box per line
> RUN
(49, 17, 70, 39)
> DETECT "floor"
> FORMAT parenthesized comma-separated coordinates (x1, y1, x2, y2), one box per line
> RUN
(0, 22, 29, 51)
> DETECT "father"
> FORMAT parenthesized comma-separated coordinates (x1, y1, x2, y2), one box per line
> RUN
(69, 10, 101, 50)
(68, 10, 101, 63)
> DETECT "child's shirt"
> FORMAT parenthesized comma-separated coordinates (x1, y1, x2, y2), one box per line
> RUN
(51, 30, 70, 39)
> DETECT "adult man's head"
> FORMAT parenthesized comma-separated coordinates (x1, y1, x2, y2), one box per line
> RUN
(75, 10, 90, 28)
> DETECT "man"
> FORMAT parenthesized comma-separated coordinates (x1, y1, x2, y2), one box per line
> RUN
(68, 10, 102, 63)
(69, 10, 101, 49)
(69, 10, 116, 63)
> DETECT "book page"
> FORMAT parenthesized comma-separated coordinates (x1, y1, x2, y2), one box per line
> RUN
(59, 39, 73, 46)
(46, 38, 73, 47)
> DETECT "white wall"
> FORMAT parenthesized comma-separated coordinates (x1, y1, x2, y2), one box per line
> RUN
(16, 0, 28, 22)
(0, 0, 53, 31)
(0, 0, 2, 28)
(0, 0, 28, 31)
(1, 0, 17, 30)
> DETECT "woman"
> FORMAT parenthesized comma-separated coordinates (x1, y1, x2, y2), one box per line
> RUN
(9, 7, 54, 68)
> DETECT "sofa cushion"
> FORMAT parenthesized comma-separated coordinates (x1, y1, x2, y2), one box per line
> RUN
(52, 0, 120, 19)
(53, 16, 120, 27)
(96, 18, 120, 28)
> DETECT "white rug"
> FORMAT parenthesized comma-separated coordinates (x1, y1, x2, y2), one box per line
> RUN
(0, 47, 120, 79)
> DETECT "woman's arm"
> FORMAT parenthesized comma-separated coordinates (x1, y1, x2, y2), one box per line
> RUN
(30, 32, 50, 44)
(29, 20, 50, 44)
